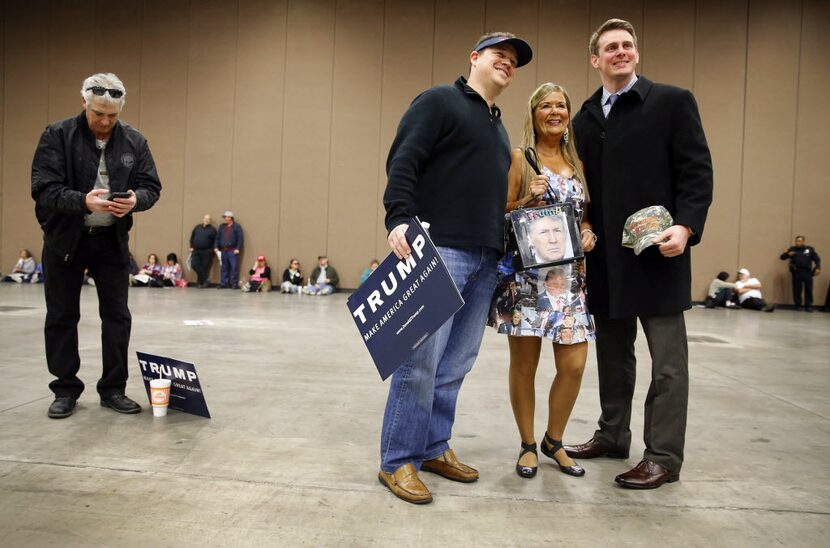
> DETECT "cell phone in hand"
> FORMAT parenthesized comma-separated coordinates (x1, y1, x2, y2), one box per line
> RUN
(108, 191, 131, 200)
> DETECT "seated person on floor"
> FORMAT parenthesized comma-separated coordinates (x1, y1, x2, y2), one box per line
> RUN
(281, 259, 303, 293)
(3, 249, 37, 283)
(735, 268, 775, 312)
(704, 271, 737, 308)
(160, 253, 184, 287)
(132, 253, 163, 287)
(304, 255, 339, 295)
(360, 259, 379, 285)
(243, 256, 272, 293)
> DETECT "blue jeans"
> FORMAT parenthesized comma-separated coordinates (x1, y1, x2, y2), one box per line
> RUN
(380, 246, 498, 473)
(220, 251, 239, 288)
(305, 283, 334, 295)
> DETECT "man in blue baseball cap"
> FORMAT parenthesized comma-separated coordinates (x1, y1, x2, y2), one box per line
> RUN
(378, 31, 533, 504)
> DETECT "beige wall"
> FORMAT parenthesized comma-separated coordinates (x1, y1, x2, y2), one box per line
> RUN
(1, 0, 827, 302)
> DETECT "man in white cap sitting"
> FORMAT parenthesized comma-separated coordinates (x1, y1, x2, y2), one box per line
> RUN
(734, 268, 775, 312)
(214, 210, 244, 289)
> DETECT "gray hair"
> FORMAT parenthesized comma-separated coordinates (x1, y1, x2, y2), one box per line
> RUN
(81, 73, 126, 110)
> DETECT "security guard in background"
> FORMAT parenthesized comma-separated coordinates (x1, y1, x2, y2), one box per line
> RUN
(780, 235, 821, 311)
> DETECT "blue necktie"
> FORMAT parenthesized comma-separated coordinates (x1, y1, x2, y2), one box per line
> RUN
(604, 93, 619, 118)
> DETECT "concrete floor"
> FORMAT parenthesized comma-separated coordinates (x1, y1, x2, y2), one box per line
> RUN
(0, 283, 828, 547)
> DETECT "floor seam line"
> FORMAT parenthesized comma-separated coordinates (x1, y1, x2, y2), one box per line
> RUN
(1, 458, 828, 517)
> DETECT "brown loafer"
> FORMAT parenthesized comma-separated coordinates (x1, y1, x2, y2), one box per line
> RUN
(378, 463, 433, 504)
(564, 438, 629, 459)
(615, 459, 679, 489)
(421, 449, 479, 483)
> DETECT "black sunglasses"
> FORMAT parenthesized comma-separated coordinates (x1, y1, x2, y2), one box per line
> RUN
(86, 86, 124, 99)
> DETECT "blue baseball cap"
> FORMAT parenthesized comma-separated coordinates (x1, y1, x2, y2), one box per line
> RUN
(474, 34, 533, 67)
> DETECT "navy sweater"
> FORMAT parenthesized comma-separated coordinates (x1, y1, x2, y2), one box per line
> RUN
(383, 77, 511, 252)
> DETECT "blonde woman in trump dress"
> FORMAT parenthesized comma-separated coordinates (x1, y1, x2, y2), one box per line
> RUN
(488, 83, 597, 479)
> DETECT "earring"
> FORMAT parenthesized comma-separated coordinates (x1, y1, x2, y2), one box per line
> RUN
(563, 128, 570, 144)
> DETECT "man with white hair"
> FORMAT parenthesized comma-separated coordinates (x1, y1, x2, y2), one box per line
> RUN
(32, 72, 162, 419)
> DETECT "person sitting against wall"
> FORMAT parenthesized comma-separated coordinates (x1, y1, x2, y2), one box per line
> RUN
(280, 259, 303, 293)
(360, 259, 379, 285)
(303, 255, 339, 295)
(704, 271, 737, 309)
(734, 268, 775, 312)
(160, 253, 184, 287)
(2, 249, 37, 283)
(132, 253, 163, 287)
(243, 256, 272, 293)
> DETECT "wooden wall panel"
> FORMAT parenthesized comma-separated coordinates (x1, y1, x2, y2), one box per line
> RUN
(374, 0, 435, 258)
(0, 3, 4, 265)
(326, 0, 384, 288)
(279, 0, 336, 281)
(485, 0, 540, 146)
(538, 0, 591, 105)
(739, 0, 802, 299)
(433, 0, 485, 88)
(94, 0, 144, 130)
(180, 0, 239, 277)
(0, 0, 827, 297)
(47, 0, 92, 123)
(2, 1, 51, 269)
(642, 0, 694, 90)
(691, 0, 748, 299)
(135, 0, 190, 266)
(232, 0, 287, 277)
(791, 0, 830, 305)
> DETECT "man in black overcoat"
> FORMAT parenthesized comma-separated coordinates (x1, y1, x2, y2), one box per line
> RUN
(565, 19, 713, 489)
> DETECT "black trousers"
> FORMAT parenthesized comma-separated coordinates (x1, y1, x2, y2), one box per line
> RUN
(791, 270, 813, 307)
(191, 248, 214, 285)
(593, 313, 688, 473)
(43, 229, 131, 398)
(704, 288, 732, 308)
(740, 297, 768, 310)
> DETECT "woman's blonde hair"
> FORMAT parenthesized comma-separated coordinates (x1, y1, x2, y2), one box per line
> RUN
(519, 83, 588, 201)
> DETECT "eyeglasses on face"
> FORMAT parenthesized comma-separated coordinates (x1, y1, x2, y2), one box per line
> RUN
(86, 86, 124, 99)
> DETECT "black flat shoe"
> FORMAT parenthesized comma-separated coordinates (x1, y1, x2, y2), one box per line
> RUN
(541, 432, 585, 477)
(100, 394, 142, 414)
(48, 396, 77, 419)
(516, 441, 538, 478)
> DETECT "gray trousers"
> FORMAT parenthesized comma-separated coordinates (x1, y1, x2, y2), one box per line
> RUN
(593, 313, 688, 473)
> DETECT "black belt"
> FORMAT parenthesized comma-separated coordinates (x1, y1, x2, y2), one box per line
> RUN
(84, 225, 115, 235)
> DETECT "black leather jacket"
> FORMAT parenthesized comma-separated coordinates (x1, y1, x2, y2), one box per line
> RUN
(31, 111, 161, 262)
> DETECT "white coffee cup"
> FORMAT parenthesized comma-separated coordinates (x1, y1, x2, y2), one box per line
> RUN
(150, 378, 172, 417)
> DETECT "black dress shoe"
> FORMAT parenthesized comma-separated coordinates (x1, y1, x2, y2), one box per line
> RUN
(564, 437, 629, 459)
(48, 397, 77, 419)
(541, 433, 585, 477)
(100, 394, 142, 414)
(516, 442, 538, 479)
(615, 459, 679, 489)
